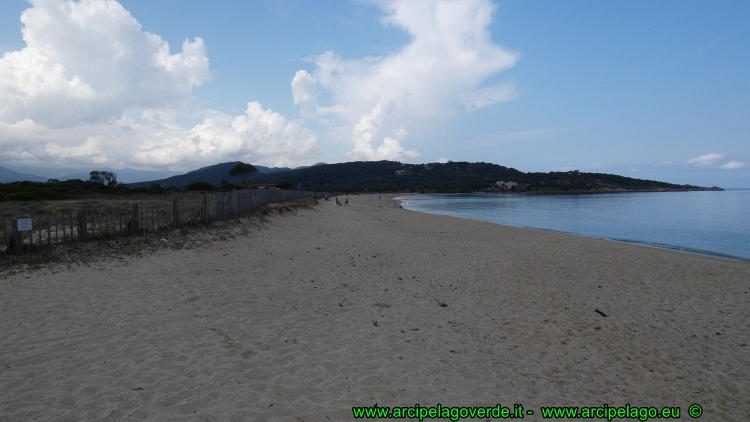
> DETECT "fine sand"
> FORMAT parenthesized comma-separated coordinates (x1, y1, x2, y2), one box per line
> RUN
(1, 194, 748, 421)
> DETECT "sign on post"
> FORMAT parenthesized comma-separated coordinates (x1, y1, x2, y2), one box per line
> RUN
(16, 218, 32, 231)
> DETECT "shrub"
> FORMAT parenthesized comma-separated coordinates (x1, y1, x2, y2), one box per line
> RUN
(186, 181, 215, 191)
(5, 192, 40, 201)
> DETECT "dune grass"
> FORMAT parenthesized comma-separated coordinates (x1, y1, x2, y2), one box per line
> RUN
(0, 198, 167, 219)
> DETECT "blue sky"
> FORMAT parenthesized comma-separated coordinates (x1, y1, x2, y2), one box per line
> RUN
(0, 0, 747, 187)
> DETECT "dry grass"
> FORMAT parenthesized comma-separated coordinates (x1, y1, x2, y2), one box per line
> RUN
(0, 197, 317, 279)
(0, 197, 187, 254)
(0, 198, 172, 219)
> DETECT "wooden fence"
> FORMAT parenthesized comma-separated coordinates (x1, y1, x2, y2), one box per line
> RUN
(76, 194, 174, 201)
(3, 189, 317, 253)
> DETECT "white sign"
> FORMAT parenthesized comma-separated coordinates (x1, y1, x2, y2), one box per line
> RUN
(16, 218, 32, 231)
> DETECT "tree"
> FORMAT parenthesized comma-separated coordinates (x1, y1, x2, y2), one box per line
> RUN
(221, 179, 240, 190)
(277, 180, 293, 190)
(89, 171, 103, 184)
(229, 162, 258, 186)
(89, 170, 117, 187)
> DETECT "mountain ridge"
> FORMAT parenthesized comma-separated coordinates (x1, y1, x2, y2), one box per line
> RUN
(0, 163, 326, 186)
(131, 160, 722, 193)
(128, 162, 327, 189)
(0, 166, 49, 183)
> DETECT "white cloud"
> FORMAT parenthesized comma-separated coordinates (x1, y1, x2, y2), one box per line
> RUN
(0, 102, 320, 170)
(0, 0, 212, 127)
(461, 83, 518, 112)
(0, 0, 321, 170)
(720, 161, 746, 170)
(296, 0, 519, 161)
(183, 102, 320, 168)
(291, 70, 319, 117)
(0, 0, 519, 170)
(683, 154, 746, 170)
(686, 153, 724, 167)
(347, 97, 418, 161)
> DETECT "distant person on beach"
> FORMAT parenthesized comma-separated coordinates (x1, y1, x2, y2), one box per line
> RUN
(325, 194, 330, 201)
(335, 196, 342, 206)
(344, 196, 349, 206)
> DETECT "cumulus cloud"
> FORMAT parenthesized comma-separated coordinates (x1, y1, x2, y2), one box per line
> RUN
(0, 0, 212, 127)
(720, 161, 746, 170)
(181, 102, 319, 168)
(296, 0, 519, 161)
(0, 0, 518, 169)
(347, 97, 418, 161)
(686, 153, 724, 167)
(291, 70, 319, 117)
(0, 102, 320, 170)
(0, 0, 320, 170)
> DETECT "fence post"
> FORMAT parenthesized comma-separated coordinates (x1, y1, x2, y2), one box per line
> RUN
(1, 220, 6, 252)
(77, 210, 88, 241)
(7, 218, 22, 254)
(15, 219, 23, 252)
(131, 204, 140, 233)
(201, 194, 208, 225)
(173, 197, 181, 228)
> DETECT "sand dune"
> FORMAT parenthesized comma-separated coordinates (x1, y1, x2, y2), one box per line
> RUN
(2, 194, 748, 421)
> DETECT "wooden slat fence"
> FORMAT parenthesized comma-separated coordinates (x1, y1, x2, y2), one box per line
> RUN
(2, 190, 315, 253)
(76, 194, 171, 201)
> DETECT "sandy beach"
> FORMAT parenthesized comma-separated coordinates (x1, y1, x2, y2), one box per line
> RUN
(1, 194, 748, 421)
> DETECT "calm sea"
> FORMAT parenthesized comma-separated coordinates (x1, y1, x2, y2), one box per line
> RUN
(397, 190, 750, 260)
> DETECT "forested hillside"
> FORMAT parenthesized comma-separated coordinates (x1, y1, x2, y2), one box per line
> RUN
(250, 161, 721, 193)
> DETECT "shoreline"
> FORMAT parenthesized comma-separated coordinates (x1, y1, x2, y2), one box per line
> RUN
(475, 188, 726, 194)
(2, 194, 749, 420)
(404, 210, 748, 262)
(396, 193, 748, 262)
(365, 188, 726, 196)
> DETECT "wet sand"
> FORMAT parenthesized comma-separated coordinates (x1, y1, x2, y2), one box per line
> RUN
(2, 194, 748, 421)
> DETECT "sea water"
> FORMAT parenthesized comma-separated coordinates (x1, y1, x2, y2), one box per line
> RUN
(397, 189, 750, 260)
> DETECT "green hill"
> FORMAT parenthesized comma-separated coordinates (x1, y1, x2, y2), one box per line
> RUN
(249, 161, 722, 193)
(129, 162, 245, 189)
